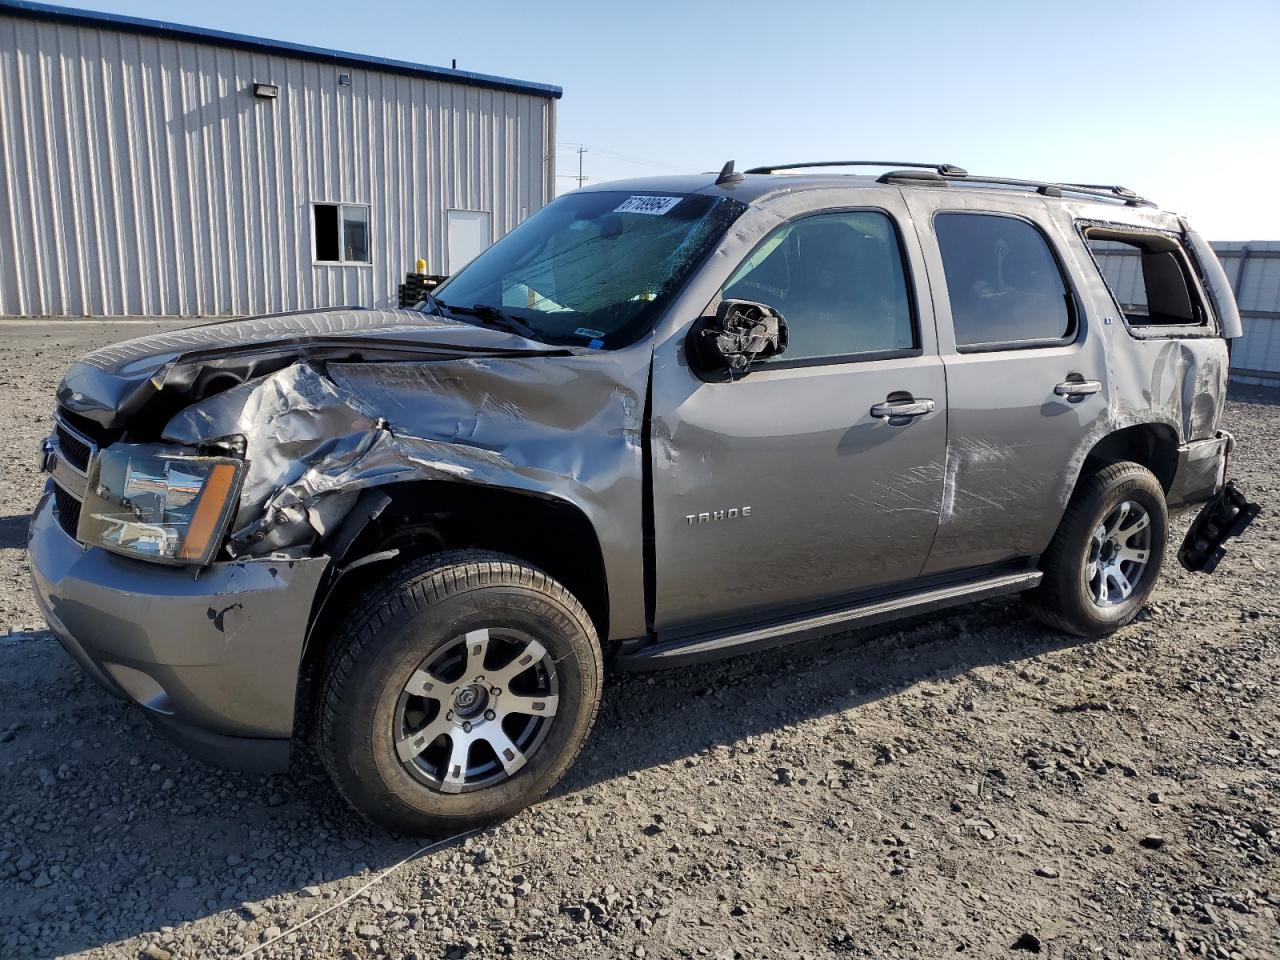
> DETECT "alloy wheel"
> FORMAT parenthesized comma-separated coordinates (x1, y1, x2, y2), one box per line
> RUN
(1086, 500, 1152, 608)
(393, 628, 559, 793)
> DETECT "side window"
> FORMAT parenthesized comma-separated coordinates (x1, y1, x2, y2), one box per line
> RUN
(1084, 230, 1206, 328)
(721, 210, 915, 362)
(933, 213, 1073, 349)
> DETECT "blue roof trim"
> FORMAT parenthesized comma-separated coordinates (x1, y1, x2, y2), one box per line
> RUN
(0, 0, 563, 99)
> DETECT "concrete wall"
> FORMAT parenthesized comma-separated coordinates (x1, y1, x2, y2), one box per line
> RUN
(0, 8, 556, 317)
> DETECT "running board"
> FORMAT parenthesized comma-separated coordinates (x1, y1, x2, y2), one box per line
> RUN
(616, 570, 1042, 670)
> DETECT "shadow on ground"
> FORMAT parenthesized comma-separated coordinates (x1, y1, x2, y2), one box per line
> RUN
(1227, 381, 1280, 405)
(0, 595, 1084, 956)
(0, 514, 29, 550)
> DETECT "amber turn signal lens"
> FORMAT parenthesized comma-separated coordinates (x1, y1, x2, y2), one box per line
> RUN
(176, 461, 238, 563)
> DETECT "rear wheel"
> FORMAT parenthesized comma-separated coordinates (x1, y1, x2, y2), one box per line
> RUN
(1025, 461, 1168, 638)
(318, 551, 602, 834)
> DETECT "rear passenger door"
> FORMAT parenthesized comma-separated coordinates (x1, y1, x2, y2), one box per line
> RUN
(903, 192, 1111, 574)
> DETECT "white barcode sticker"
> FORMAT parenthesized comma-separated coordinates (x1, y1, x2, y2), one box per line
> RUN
(613, 195, 682, 216)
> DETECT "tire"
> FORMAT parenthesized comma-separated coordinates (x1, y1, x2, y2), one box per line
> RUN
(317, 550, 603, 834)
(1025, 461, 1168, 638)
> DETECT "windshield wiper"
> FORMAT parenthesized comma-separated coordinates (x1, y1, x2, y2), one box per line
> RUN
(417, 290, 447, 316)
(437, 302, 543, 342)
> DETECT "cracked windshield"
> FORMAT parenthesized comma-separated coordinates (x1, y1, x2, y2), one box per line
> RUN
(428, 191, 746, 348)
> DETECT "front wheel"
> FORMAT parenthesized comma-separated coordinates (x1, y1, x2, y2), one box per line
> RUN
(1025, 461, 1168, 638)
(317, 551, 603, 834)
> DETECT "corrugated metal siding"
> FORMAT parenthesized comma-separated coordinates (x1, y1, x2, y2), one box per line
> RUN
(1092, 239, 1280, 387)
(1211, 241, 1280, 387)
(0, 12, 554, 316)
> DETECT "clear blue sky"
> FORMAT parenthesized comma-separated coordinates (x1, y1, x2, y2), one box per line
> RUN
(43, 0, 1280, 238)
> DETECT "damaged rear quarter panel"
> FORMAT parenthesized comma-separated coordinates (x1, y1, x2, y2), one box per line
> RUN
(162, 349, 654, 641)
(1042, 201, 1229, 505)
(1048, 201, 1229, 444)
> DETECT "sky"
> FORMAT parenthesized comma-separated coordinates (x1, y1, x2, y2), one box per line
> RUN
(40, 0, 1280, 239)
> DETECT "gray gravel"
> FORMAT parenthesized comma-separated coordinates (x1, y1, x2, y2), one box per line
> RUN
(1, 319, 1278, 959)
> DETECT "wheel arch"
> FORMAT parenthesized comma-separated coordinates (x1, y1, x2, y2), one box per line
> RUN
(1074, 422, 1179, 498)
(300, 480, 611, 679)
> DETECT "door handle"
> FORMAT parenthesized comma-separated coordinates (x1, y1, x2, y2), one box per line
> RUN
(1053, 379, 1102, 397)
(870, 397, 935, 419)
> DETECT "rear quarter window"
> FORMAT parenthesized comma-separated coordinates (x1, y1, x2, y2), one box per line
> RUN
(1083, 228, 1210, 332)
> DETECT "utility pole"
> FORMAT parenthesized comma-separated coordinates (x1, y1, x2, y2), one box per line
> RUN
(555, 145, 589, 191)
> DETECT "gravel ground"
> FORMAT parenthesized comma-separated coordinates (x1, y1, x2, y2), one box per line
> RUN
(0, 319, 1277, 960)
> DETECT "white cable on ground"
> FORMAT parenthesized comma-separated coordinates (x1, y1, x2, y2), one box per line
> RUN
(236, 826, 483, 959)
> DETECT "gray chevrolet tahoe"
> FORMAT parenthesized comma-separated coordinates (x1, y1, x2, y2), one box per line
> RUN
(30, 161, 1258, 833)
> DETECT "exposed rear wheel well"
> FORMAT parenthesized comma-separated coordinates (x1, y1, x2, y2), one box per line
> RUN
(1079, 424, 1178, 494)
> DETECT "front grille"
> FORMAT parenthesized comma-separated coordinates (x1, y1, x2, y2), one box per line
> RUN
(52, 484, 82, 539)
(54, 419, 94, 472)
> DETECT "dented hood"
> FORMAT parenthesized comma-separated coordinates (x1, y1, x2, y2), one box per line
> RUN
(56, 307, 562, 428)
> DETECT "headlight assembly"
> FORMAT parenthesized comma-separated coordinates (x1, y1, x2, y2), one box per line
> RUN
(79, 444, 244, 565)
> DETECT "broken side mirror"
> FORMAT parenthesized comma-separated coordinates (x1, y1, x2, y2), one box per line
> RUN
(689, 299, 788, 378)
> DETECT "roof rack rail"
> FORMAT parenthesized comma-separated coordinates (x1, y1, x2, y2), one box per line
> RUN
(1059, 182, 1139, 199)
(744, 160, 969, 176)
(742, 160, 1155, 207)
(874, 168, 1154, 207)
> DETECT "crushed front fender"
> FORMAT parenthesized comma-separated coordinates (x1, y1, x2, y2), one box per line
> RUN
(161, 350, 652, 639)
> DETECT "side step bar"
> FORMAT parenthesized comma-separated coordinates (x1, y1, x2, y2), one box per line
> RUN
(616, 570, 1042, 670)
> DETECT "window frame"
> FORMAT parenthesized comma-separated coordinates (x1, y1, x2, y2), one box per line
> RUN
(1076, 220, 1218, 340)
(930, 209, 1083, 355)
(312, 201, 372, 266)
(703, 205, 924, 372)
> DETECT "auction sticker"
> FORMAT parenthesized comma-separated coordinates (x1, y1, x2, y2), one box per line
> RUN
(613, 195, 682, 216)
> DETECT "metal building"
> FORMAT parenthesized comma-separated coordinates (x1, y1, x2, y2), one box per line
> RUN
(0, 0, 560, 318)
(1093, 240, 1280, 389)
(1207, 242, 1280, 388)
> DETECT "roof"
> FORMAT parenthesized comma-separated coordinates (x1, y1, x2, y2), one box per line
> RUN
(0, 0, 562, 100)
(579, 170, 1170, 222)
(578, 172, 879, 203)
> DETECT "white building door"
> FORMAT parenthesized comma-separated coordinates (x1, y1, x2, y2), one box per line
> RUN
(446, 210, 493, 273)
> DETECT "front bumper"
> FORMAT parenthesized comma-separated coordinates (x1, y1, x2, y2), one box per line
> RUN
(28, 487, 328, 772)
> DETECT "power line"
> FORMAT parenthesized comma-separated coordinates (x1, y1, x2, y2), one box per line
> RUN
(592, 148, 699, 173)
(555, 142, 700, 175)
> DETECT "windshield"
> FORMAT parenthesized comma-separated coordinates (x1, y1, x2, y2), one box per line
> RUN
(427, 190, 747, 348)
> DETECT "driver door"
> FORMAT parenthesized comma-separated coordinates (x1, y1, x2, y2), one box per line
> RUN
(650, 201, 948, 632)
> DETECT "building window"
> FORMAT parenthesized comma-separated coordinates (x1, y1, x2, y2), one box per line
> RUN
(313, 203, 370, 264)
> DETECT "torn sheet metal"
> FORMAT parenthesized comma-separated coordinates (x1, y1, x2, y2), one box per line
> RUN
(161, 350, 651, 638)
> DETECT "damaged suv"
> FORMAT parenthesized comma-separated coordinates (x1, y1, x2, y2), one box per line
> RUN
(31, 161, 1257, 833)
